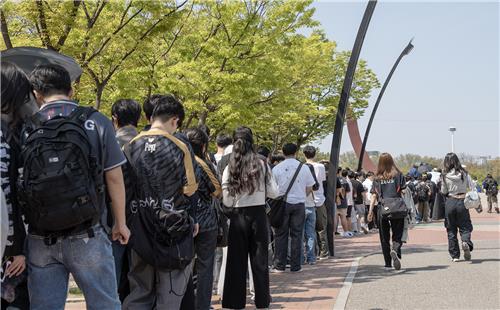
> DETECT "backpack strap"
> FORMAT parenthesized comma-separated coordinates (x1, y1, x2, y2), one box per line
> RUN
(68, 106, 97, 123)
(284, 162, 303, 200)
(131, 129, 198, 196)
(195, 155, 222, 198)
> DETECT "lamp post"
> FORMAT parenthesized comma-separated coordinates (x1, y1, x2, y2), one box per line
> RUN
(326, 0, 377, 257)
(449, 126, 456, 153)
(357, 39, 414, 172)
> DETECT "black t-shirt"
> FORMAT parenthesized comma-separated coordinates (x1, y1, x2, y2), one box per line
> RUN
(371, 173, 406, 199)
(351, 179, 365, 205)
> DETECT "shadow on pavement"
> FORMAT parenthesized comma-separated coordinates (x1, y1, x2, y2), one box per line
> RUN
(470, 258, 500, 264)
(353, 264, 450, 284)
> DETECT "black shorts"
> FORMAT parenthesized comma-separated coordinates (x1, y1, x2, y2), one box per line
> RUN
(347, 205, 353, 218)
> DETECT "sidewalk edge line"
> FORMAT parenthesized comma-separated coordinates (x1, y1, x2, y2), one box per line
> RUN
(332, 256, 362, 310)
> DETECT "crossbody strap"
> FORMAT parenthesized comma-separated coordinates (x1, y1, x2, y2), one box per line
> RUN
(284, 162, 304, 200)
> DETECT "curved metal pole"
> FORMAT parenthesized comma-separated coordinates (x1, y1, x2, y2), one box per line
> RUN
(326, 0, 377, 257)
(357, 39, 414, 172)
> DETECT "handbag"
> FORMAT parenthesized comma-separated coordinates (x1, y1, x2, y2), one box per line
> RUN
(375, 177, 408, 220)
(267, 162, 303, 228)
(464, 174, 481, 209)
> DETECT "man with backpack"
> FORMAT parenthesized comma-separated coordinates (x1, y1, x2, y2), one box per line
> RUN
(23, 64, 128, 310)
(415, 175, 432, 223)
(122, 94, 198, 309)
(483, 174, 499, 213)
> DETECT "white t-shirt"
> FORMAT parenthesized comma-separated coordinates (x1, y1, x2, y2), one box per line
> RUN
(346, 178, 354, 206)
(362, 178, 373, 205)
(273, 158, 316, 204)
(305, 162, 326, 207)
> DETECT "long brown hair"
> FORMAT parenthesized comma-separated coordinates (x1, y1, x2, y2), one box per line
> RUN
(376, 152, 401, 180)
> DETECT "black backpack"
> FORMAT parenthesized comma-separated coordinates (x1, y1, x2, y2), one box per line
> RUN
(484, 178, 498, 195)
(416, 183, 429, 202)
(19, 106, 103, 235)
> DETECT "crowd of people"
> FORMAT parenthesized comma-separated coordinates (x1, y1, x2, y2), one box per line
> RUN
(1, 62, 498, 310)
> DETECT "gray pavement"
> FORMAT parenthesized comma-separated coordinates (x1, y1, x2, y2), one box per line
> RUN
(346, 240, 500, 310)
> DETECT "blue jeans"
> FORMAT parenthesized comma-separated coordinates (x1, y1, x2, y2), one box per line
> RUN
(27, 226, 120, 310)
(303, 207, 317, 264)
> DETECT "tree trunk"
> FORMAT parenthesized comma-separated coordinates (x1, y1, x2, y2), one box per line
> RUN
(95, 84, 104, 110)
(0, 10, 13, 49)
(198, 110, 208, 126)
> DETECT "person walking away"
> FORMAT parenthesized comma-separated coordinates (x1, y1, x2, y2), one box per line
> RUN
(441, 153, 476, 262)
(1, 62, 36, 310)
(368, 153, 407, 271)
(109, 98, 141, 301)
(23, 64, 129, 310)
(303, 146, 323, 265)
(123, 94, 198, 309)
(221, 126, 278, 309)
(415, 175, 432, 223)
(303, 146, 328, 260)
(426, 173, 437, 220)
(483, 174, 499, 213)
(351, 172, 369, 234)
(184, 127, 222, 310)
(272, 143, 315, 272)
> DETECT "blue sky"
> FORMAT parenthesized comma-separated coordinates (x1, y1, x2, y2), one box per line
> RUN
(311, 1, 499, 158)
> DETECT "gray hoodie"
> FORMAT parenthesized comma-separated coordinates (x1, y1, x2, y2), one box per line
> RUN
(441, 170, 472, 196)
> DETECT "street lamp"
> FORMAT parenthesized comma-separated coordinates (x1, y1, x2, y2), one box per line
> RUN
(449, 126, 456, 153)
(357, 39, 414, 172)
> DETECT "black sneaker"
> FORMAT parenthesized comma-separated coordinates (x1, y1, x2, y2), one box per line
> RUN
(462, 242, 471, 261)
(390, 250, 401, 270)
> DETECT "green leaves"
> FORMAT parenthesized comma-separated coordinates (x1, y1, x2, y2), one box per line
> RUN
(1, 0, 379, 149)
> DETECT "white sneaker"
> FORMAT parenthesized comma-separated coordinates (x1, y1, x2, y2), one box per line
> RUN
(451, 258, 459, 262)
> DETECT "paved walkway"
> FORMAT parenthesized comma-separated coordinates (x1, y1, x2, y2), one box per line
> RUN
(66, 195, 500, 309)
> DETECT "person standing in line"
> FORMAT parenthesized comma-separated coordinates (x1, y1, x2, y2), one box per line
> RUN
(337, 168, 352, 237)
(123, 94, 198, 309)
(303, 146, 325, 265)
(483, 174, 499, 213)
(26, 64, 128, 310)
(303, 147, 329, 260)
(363, 171, 376, 231)
(109, 98, 142, 301)
(343, 170, 356, 233)
(1, 62, 35, 309)
(272, 143, 315, 272)
(441, 153, 475, 262)
(214, 134, 233, 165)
(184, 127, 221, 310)
(368, 153, 406, 271)
(221, 126, 279, 309)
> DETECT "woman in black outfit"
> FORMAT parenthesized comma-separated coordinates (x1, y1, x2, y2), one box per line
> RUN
(1, 62, 36, 309)
(368, 153, 406, 271)
(221, 127, 278, 309)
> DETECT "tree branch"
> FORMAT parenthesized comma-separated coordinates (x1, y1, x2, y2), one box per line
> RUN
(55, 0, 82, 51)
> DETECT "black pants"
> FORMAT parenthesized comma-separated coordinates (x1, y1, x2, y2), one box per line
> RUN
(445, 197, 473, 259)
(377, 213, 404, 267)
(194, 229, 217, 310)
(274, 203, 305, 271)
(222, 206, 270, 309)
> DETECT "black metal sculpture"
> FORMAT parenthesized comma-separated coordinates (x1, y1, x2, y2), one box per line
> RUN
(325, 0, 377, 256)
(357, 39, 414, 172)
